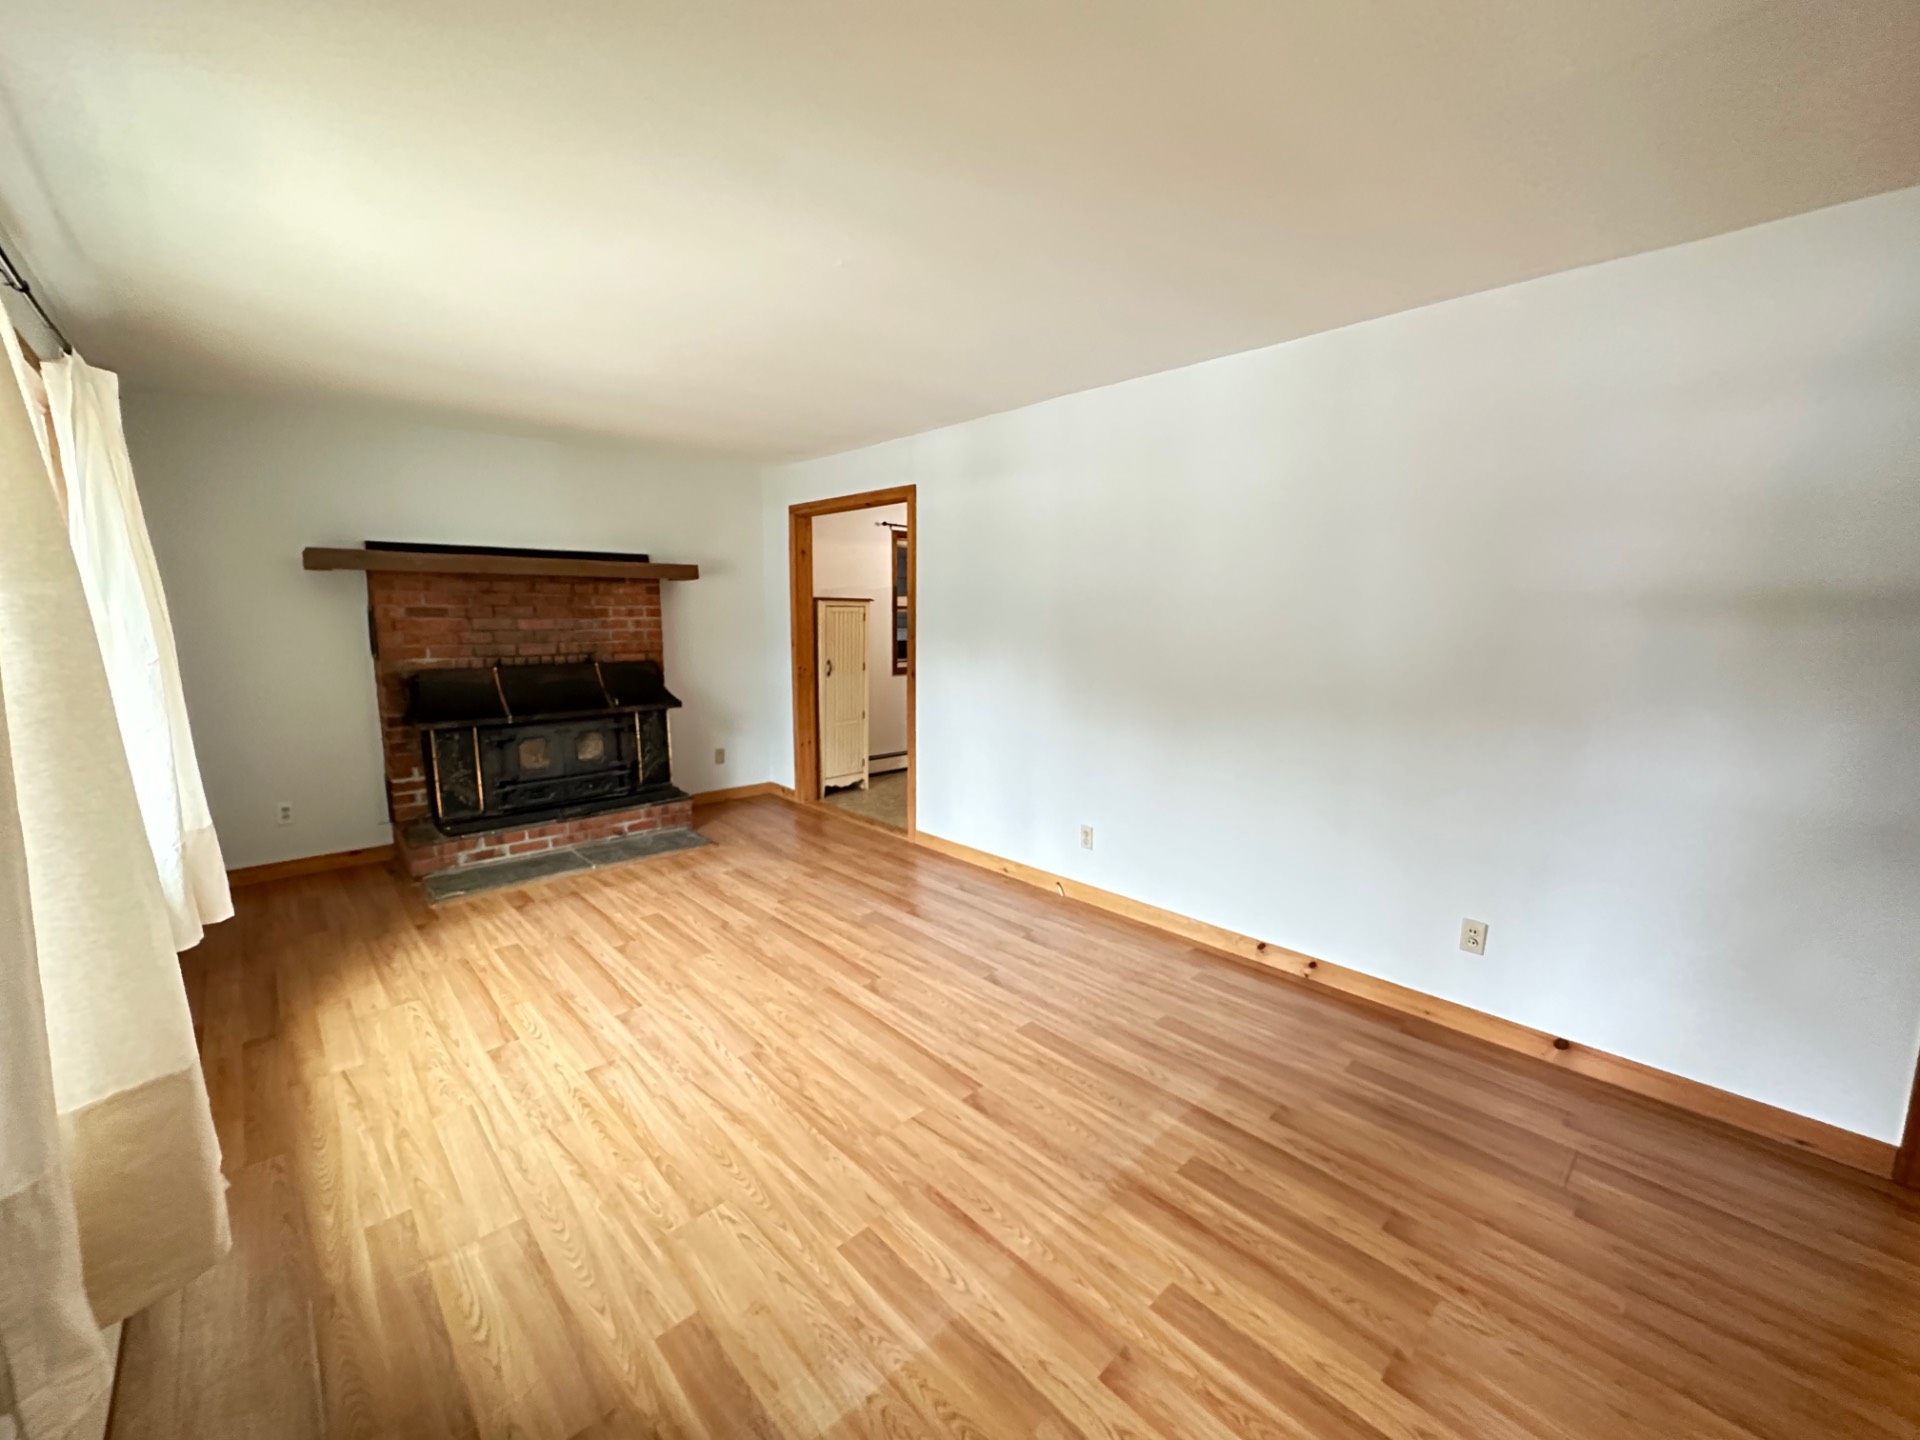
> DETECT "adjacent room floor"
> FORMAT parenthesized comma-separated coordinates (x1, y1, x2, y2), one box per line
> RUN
(114, 797, 1920, 1439)
(822, 768, 907, 831)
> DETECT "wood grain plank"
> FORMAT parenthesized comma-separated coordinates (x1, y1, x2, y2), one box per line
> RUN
(112, 798, 1920, 1440)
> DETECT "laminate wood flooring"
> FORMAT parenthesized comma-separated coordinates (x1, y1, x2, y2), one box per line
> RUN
(110, 797, 1920, 1439)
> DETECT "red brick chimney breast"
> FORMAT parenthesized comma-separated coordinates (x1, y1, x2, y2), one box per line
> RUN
(367, 571, 689, 874)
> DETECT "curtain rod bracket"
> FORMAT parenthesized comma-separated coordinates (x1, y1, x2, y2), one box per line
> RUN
(0, 238, 75, 356)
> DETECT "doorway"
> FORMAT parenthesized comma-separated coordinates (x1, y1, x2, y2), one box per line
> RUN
(788, 486, 915, 834)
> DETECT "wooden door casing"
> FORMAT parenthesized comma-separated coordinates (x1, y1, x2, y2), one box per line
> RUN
(788, 486, 915, 829)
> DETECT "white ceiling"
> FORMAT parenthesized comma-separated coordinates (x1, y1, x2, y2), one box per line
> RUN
(2, 1, 1917, 458)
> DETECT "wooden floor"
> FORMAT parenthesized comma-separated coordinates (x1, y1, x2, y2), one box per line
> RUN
(112, 797, 1920, 1440)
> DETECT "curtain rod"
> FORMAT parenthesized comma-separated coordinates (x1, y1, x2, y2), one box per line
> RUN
(0, 237, 74, 356)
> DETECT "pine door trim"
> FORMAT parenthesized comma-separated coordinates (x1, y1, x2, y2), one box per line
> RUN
(788, 486, 916, 834)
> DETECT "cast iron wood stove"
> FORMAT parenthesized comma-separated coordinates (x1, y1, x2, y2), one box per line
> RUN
(405, 659, 683, 835)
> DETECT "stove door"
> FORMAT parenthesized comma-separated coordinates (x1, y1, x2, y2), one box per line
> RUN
(425, 727, 485, 825)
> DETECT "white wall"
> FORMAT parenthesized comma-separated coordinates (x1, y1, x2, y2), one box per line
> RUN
(764, 185, 1920, 1143)
(812, 503, 909, 763)
(126, 392, 774, 869)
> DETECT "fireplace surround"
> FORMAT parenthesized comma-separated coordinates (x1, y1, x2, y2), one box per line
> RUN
(314, 548, 701, 877)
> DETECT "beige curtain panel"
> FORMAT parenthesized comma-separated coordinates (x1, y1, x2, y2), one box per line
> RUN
(43, 354, 233, 951)
(0, 326, 229, 1438)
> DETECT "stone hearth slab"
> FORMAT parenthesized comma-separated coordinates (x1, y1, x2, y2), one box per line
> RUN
(423, 825, 711, 903)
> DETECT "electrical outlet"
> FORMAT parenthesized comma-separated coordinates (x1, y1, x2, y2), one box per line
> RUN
(714, 747, 726, 765)
(1079, 824, 1094, 851)
(1459, 918, 1488, 955)
(276, 801, 295, 826)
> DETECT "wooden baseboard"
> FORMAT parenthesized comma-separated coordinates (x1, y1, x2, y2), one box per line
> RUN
(228, 843, 395, 889)
(228, 789, 789, 889)
(1898, 1072, 1920, 1188)
(691, 782, 793, 806)
(910, 828, 1899, 1179)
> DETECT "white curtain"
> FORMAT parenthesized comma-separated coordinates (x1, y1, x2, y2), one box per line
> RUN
(3, 337, 57, 506)
(41, 354, 232, 951)
(0, 326, 229, 1438)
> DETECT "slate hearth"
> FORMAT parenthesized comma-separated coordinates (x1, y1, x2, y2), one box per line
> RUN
(396, 792, 696, 877)
(422, 826, 711, 903)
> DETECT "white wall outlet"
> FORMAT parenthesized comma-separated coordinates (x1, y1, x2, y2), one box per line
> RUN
(1459, 918, 1488, 955)
(1079, 824, 1095, 851)
(714, 747, 726, 765)
(276, 801, 295, 826)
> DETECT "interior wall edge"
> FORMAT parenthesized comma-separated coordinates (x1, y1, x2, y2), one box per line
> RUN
(125, 388, 781, 870)
(220, 786, 790, 890)
(759, 182, 1920, 1149)
(226, 843, 395, 889)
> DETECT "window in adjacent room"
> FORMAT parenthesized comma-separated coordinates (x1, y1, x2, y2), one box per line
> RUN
(891, 527, 910, 674)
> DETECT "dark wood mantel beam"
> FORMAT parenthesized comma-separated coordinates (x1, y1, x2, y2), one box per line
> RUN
(303, 546, 699, 582)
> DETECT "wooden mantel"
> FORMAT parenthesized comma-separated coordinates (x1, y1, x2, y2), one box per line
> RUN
(303, 544, 699, 582)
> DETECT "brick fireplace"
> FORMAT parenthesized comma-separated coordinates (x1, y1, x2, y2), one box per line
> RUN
(366, 566, 694, 876)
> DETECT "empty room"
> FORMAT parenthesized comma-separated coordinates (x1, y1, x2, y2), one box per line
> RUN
(3, 3, 1919, 1438)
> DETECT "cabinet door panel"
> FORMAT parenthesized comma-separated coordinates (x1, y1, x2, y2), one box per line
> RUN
(816, 601, 869, 787)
